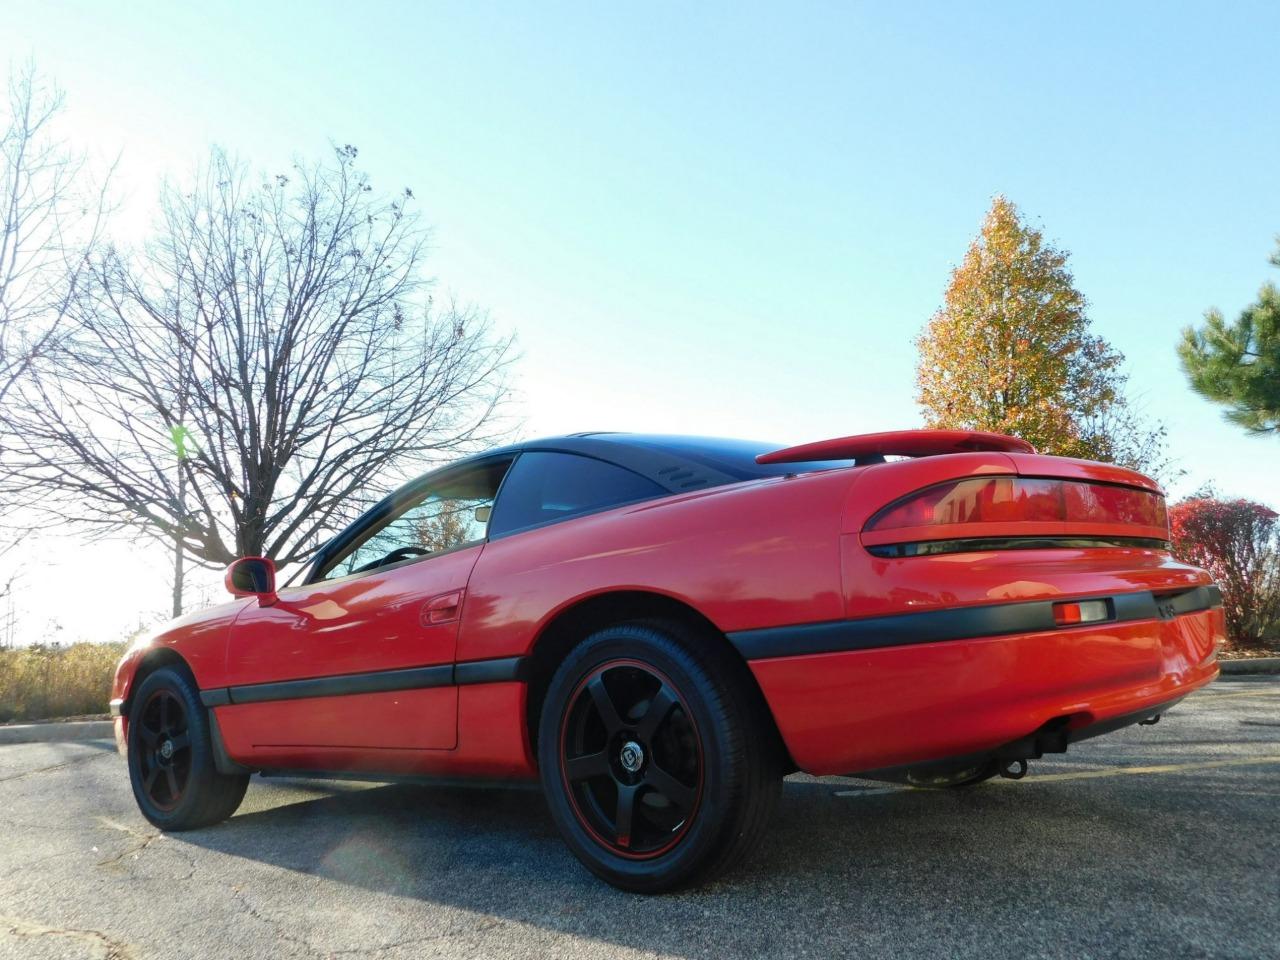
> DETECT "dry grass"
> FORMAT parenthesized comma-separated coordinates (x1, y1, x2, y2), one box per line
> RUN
(0, 642, 128, 723)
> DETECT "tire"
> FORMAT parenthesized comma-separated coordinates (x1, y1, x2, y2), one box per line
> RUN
(126, 666, 250, 831)
(537, 620, 782, 893)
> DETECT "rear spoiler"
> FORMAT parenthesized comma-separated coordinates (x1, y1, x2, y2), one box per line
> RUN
(755, 429, 1036, 465)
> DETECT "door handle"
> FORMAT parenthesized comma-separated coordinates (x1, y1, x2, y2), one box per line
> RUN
(421, 590, 464, 626)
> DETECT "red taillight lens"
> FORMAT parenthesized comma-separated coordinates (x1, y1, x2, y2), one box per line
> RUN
(866, 476, 1168, 534)
(1061, 479, 1168, 528)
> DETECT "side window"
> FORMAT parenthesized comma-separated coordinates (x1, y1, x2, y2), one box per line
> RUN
(488, 452, 666, 537)
(318, 458, 512, 581)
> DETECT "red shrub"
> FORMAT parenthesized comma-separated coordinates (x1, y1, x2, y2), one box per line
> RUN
(1169, 497, 1280, 648)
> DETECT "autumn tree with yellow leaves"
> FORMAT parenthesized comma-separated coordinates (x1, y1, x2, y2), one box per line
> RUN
(916, 196, 1171, 478)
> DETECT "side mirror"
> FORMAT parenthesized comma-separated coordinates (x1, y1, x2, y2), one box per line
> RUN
(225, 556, 278, 606)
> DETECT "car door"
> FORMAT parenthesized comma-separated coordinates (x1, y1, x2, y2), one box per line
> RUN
(218, 457, 512, 761)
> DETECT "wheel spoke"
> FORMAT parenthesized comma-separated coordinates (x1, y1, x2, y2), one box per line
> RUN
(165, 767, 180, 801)
(168, 733, 191, 753)
(159, 695, 171, 731)
(586, 676, 624, 735)
(636, 685, 678, 742)
(137, 725, 159, 748)
(564, 750, 609, 782)
(144, 766, 159, 792)
(644, 762, 696, 814)
(615, 783, 638, 848)
(562, 660, 704, 857)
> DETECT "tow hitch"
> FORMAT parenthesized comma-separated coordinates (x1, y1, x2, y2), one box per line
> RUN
(1139, 714, 1161, 726)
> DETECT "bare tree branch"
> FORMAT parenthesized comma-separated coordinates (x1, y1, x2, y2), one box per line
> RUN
(0, 144, 515, 572)
(0, 62, 111, 409)
(0, 529, 29, 606)
(0, 62, 116, 577)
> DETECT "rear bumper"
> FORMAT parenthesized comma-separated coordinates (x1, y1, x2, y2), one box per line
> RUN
(736, 589, 1224, 776)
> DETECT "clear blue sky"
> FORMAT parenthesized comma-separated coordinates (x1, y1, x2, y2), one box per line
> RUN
(4, 1, 1279, 643)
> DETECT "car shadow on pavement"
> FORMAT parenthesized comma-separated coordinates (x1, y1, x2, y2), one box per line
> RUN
(172, 759, 1280, 959)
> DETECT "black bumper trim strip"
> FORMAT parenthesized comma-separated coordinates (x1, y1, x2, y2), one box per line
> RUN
(727, 585, 1222, 661)
(455, 656, 527, 685)
(1162, 583, 1222, 617)
(197, 655, 529, 708)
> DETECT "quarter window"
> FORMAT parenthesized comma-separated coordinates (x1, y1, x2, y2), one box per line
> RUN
(488, 452, 665, 537)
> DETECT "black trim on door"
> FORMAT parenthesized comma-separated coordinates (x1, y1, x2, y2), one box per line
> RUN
(200, 688, 232, 707)
(226, 664, 455, 705)
(726, 585, 1222, 661)
(198, 656, 529, 709)
(454, 656, 527, 685)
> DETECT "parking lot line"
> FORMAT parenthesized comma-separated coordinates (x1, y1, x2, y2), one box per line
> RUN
(1014, 754, 1280, 783)
(1193, 689, 1280, 700)
(833, 754, 1280, 796)
(832, 786, 909, 797)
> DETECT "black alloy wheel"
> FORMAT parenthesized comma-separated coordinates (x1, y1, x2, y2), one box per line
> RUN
(135, 688, 193, 811)
(539, 620, 782, 893)
(126, 666, 250, 830)
(559, 659, 704, 858)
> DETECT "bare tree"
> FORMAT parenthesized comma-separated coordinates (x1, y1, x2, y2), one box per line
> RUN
(0, 63, 105, 407)
(0, 64, 111, 605)
(1, 145, 514, 614)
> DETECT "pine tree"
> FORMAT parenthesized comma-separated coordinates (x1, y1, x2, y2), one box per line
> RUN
(1178, 241, 1280, 436)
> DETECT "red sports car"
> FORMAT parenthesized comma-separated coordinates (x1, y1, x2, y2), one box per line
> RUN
(110, 430, 1223, 891)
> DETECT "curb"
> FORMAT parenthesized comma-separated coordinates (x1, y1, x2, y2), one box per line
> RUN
(1219, 657, 1280, 676)
(0, 720, 115, 745)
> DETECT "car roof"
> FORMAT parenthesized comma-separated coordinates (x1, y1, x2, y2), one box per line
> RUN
(465, 432, 854, 492)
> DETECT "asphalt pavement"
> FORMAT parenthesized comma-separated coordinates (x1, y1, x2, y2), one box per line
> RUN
(2, 676, 1278, 959)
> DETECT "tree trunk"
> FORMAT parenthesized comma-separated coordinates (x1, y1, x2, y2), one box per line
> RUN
(172, 468, 185, 618)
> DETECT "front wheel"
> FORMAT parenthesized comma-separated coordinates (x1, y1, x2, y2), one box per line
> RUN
(126, 666, 249, 830)
(538, 621, 781, 892)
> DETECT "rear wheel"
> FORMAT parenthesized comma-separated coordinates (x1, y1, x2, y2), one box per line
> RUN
(538, 621, 781, 892)
(126, 666, 249, 830)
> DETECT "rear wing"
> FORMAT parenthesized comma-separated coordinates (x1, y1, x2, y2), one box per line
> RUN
(755, 430, 1035, 465)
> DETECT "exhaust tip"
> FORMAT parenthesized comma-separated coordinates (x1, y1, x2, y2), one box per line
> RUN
(998, 759, 1029, 780)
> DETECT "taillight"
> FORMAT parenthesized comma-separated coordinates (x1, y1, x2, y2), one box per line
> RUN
(865, 476, 1168, 535)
